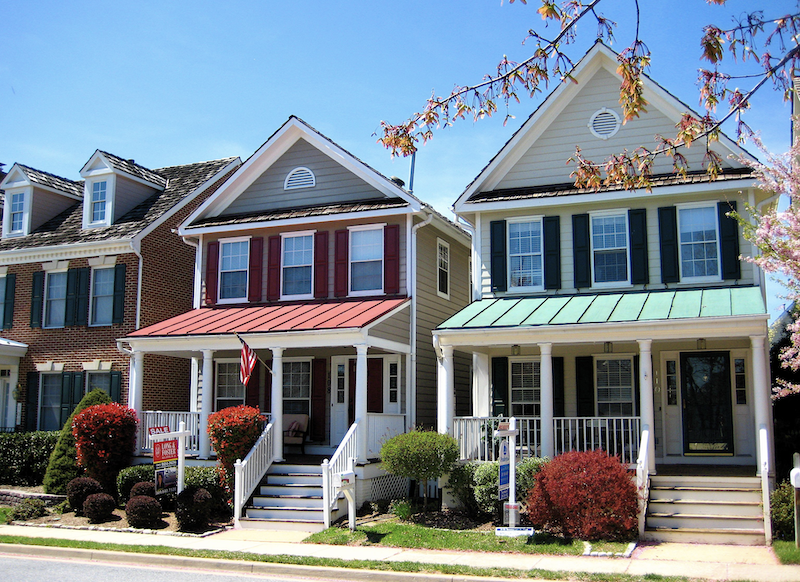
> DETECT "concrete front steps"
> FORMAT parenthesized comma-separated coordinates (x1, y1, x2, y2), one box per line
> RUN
(643, 475, 765, 545)
(238, 462, 342, 533)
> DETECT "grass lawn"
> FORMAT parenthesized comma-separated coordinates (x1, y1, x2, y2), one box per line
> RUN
(773, 540, 800, 564)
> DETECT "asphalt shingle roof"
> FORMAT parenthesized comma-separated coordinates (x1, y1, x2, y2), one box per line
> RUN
(17, 165, 84, 198)
(97, 150, 168, 188)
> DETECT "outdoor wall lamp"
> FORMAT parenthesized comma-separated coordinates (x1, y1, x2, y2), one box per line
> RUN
(604, 342, 613, 353)
(697, 338, 706, 350)
(511, 345, 521, 356)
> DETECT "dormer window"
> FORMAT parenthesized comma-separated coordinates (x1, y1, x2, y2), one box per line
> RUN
(284, 167, 315, 190)
(2, 188, 30, 237)
(82, 177, 114, 228)
(91, 181, 108, 223)
(9, 193, 25, 233)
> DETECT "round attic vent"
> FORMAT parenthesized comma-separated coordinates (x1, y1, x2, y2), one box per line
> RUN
(588, 108, 621, 140)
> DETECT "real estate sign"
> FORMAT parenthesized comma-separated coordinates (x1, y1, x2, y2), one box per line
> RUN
(150, 426, 178, 495)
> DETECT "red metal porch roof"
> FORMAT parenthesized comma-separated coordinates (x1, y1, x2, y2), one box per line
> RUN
(128, 298, 409, 337)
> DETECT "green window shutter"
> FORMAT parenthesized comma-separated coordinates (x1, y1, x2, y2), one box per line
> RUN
(553, 356, 565, 417)
(491, 356, 508, 416)
(718, 200, 741, 280)
(60, 372, 73, 428)
(543, 216, 561, 290)
(490, 220, 507, 293)
(25, 372, 39, 431)
(658, 206, 679, 283)
(572, 214, 591, 288)
(110, 371, 122, 403)
(72, 372, 84, 411)
(65, 269, 78, 326)
(628, 209, 649, 285)
(75, 268, 90, 325)
(30, 271, 44, 328)
(112, 263, 126, 324)
(575, 356, 595, 417)
(2, 273, 15, 330)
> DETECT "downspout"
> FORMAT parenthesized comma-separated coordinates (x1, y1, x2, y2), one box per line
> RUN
(755, 190, 782, 304)
(130, 239, 144, 330)
(182, 234, 202, 309)
(410, 212, 434, 429)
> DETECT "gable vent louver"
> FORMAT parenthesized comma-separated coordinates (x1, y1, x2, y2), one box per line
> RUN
(588, 108, 621, 140)
(284, 167, 316, 190)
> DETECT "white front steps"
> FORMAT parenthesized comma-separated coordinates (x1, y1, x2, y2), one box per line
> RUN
(238, 462, 341, 533)
(643, 475, 765, 545)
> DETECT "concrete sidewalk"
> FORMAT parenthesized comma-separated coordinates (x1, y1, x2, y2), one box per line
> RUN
(1, 523, 800, 582)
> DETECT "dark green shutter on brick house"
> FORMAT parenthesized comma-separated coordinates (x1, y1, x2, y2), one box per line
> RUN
(2, 273, 15, 330)
(30, 271, 44, 328)
(112, 263, 126, 324)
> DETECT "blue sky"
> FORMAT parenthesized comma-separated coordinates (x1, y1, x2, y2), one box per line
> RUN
(1, 0, 796, 315)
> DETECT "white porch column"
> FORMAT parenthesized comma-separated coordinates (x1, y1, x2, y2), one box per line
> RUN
(199, 349, 214, 459)
(128, 350, 144, 414)
(437, 345, 455, 434)
(751, 335, 772, 476)
(355, 345, 368, 463)
(539, 343, 554, 459)
(637, 339, 656, 474)
(473, 353, 490, 417)
(271, 347, 284, 462)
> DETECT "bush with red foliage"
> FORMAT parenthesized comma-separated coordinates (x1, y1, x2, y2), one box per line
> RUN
(66, 477, 103, 515)
(126, 495, 162, 529)
(72, 403, 138, 496)
(83, 492, 116, 523)
(130, 481, 156, 499)
(526, 449, 638, 541)
(207, 405, 266, 491)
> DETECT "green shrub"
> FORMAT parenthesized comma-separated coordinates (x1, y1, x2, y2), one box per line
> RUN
(66, 477, 103, 515)
(73, 403, 138, 496)
(83, 492, 116, 523)
(126, 495, 162, 529)
(516, 456, 548, 502)
(8, 498, 47, 522)
(390, 498, 413, 521)
(0, 431, 59, 486)
(43, 389, 112, 494)
(207, 406, 266, 492)
(772, 481, 796, 541)
(117, 465, 154, 502)
(176, 486, 212, 531)
(473, 462, 501, 516)
(445, 461, 480, 516)
(185, 466, 228, 514)
(380, 429, 459, 513)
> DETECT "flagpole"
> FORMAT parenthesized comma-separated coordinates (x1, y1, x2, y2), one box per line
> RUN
(234, 332, 273, 375)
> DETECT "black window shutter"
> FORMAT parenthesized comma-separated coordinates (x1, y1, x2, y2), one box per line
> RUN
(112, 263, 126, 324)
(75, 268, 89, 326)
(575, 355, 595, 417)
(633, 356, 640, 417)
(59, 372, 73, 428)
(491, 356, 509, 416)
(110, 371, 122, 403)
(718, 201, 741, 280)
(628, 209, 649, 285)
(490, 220, 507, 292)
(544, 216, 561, 290)
(30, 271, 44, 328)
(25, 371, 39, 431)
(65, 269, 77, 326)
(2, 273, 15, 330)
(572, 214, 591, 288)
(658, 206, 680, 283)
(553, 356, 565, 417)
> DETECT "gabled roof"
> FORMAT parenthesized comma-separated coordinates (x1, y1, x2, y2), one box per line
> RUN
(455, 41, 758, 210)
(81, 150, 168, 189)
(0, 163, 83, 199)
(0, 157, 239, 252)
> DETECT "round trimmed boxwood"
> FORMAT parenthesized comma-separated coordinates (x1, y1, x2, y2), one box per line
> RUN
(83, 492, 116, 523)
(126, 495, 162, 529)
(66, 477, 103, 515)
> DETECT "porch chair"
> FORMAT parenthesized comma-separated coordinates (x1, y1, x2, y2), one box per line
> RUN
(283, 413, 309, 455)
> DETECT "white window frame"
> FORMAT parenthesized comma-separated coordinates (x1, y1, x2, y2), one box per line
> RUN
(89, 266, 115, 326)
(437, 238, 450, 300)
(348, 224, 384, 297)
(82, 175, 115, 228)
(215, 359, 245, 411)
(507, 216, 544, 293)
(43, 269, 69, 329)
(280, 230, 315, 300)
(509, 357, 541, 417)
(589, 209, 631, 288)
(38, 373, 63, 431)
(282, 357, 313, 416)
(384, 355, 402, 414)
(86, 371, 111, 396)
(594, 355, 635, 417)
(3, 187, 31, 237)
(676, 201, 722, 283)
(217, 236, 250, 304)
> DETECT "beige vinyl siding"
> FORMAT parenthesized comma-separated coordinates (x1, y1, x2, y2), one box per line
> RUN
(496, 68, 743, 190)
(30, 187, 77, 231)
(114, 176, 159, 222)
(223, 139, 386, 216)
(369, 308, 410, 345)
(477, 188, 757, 297)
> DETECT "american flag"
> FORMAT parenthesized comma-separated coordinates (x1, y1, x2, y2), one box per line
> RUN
(239, 337, 257, 387)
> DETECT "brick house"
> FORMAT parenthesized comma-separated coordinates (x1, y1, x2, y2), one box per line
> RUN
(0, 152, 240, 432)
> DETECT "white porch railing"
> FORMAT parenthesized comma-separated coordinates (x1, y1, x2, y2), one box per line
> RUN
(759, 424, 773, 544)
(452, 417, 541, 462)
(367, 413, 405, 458)
(636, 425, 651, 537)
(139, 411, 200, 454)
(233, 422, 274, 528)
(322, 421, 358, 529)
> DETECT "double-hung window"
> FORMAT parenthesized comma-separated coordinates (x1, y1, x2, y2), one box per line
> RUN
(437, 238, 450, 299)
(44, 271, 68, 328)
(9, 193, 25, 234)
(90, 268, 114, 326)
(283, 360, 311, 415)
(219, 238, 249, 301)
(39, 374, 62, 431)
(91, 181, 107, 223)
(215, 361, 245, 410)
(596, 357, 634, 416)
(677, 204, 720, 281)
(349, 226, 383, 294)
(510, 359, 541, 416)
(508, 218, 543, 291)
(591, 212, 629, 285)
(282, 232, 313, 298)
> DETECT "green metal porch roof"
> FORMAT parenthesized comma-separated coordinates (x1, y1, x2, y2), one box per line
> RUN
(436, 287, 766, 330)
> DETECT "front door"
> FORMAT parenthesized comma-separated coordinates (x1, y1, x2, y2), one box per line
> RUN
(681, 352, 734, 455)
(330, 356, 384, 445)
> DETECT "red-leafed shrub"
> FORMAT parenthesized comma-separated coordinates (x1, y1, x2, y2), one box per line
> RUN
(130, 481, 156, 499)
(83, 492, 116, 523)
(175, 486, 213, 531)
(66, 477, 103, 515)
(126, 495, 163, 529)
(207, 405, 266, 491)
(72, 403, 139, 496)
(526, 449, 637, 541)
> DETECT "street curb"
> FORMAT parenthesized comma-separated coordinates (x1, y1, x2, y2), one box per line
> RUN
(0, 543, 516, 582)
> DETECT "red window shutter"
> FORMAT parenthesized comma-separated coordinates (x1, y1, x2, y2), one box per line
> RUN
(311, 358, 327, 442)
(248, 237, 263, 302)
(314, 231, 328, 299)
(384, 224, 400, 295)
(334, 229, 349, 297)
(267, 235, 281, 301)
(367, 358, 383, 414)
(245, 365, 260, 408)
(205, 241, 220, 305)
